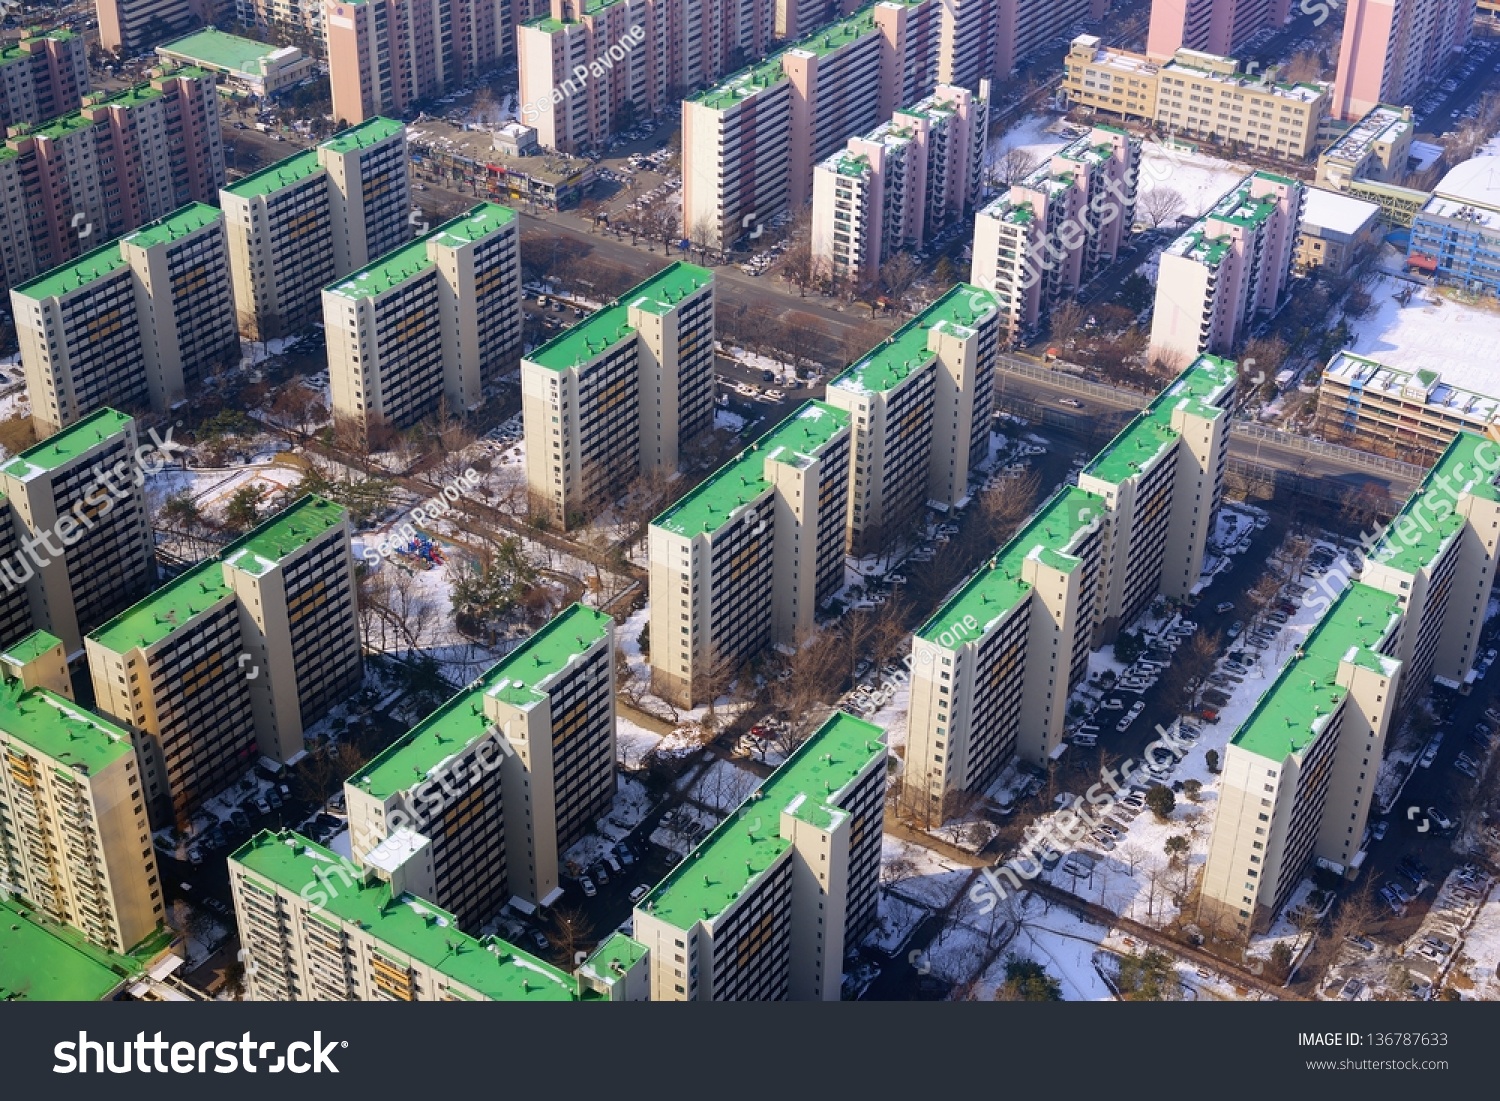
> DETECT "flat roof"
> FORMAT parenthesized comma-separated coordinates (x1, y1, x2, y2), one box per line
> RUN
(91, 496, 345, 652)
(9, 236, 129, 301)
(1430, 155, 1500, 214)
(157, 28, 285, 74)
(325, 236, 433, 300)
(0, 408, 131, 479)
(1372, 432, 1500, 574)
(1322, 104, 1410, 164)
(917, 485, 1103, 645)
(829, 284, 996, 395)
(652, 401, 849, 538)
(349, 604, 610, 801)
(525, 262, 711, 371)
(1083, 354, 1236, 484)
(636, 712, 884, 930)
(120, 202, 221, 252)
(320, 117, 404, 155)
(0, 900, 137, 1001)
(1323, 351, 1500, 427)
(231, 832, 591, 1001)
(0, 679, 134, 777)
(579, 932, 648, 985)
(1231, 583, 1401, 761)
(1, 630, 62, 667)
(426, 202, 517, 250)
(1301, 186, 1380, 237)
(220, 147, 322, 200)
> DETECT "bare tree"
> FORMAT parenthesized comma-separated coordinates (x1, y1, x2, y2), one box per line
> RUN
(879, 252, 923, 305)
(1137, 187, 1186, 229)
(988, 145, 1040, 191)
(1049, 300, 1088, 347)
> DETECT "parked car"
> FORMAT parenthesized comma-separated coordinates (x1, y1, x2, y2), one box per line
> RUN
(629, 884, 650, 903)
(579, 875, 597, 898)
(1427, 806, 1457, 832)
(1215, 601, 1235, 614)
(1227, 621, 1244, 639)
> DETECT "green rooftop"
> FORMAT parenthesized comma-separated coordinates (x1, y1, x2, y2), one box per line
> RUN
(1371, 432, 1500, 575)
(0, 900, 139, 1001)
(1083, 354, 1236, 485)
(326, 236, 433, 299)
(29, 110, 96, 141)
(90, 496, 346, 653)
(0, 679, 134, 777)
(231, 832, 593, 1001)
(88, 559, 233, 654)
(691, 52, 790, 109)
(1230, 583, 1401, 761)
(1, 408, 132, 478)
(526, 262, 711, 370)
(918, 485, 1103, 645)
(637, 712, 884, 930)
(653, 401, 849, 538)
(0, 30, 77, 69)
(8, 235, 129, 300)
(830, 284, 997, 396)
(158, 28, 283, 74)
(120, 202, 221, 252)
(579, 932, 648, 986)
(320, 116, 404, 155)
(0, 630, 63, 667)
(349, 604, 611, 801)
(220, 147, 322, 200)
(427, 202, 517, 249)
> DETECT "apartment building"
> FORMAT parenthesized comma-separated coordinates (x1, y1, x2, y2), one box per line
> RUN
(221, 117, 411, 339)
(0, 630, 163, 955)
(682, 0, 945, 249)
(324, 203, 522, 438)
(522, 263, 713, 526)
(0, 67, 224, 294)
(13, 203, 239, 435)
(994, 0, 1107, 77)
(1199, 583, 1403, 937)
(236, 0, 327, 40)
(1149, 171, 1304, 365)
(971, 124, 1140, 340)
(648, 402, 850, 707)
(633, 712, 885, 1001)
(97, 0, 200, 54)
(824, 284, 998, 552)
(1332, 0, 1474, 121)
(1146, 0, 1290, 60)
(1408, 157, 1500, 298)
(325, 0, 518, 125)
(0, 28, 88, 131)
(1316, 104, 1415, 190)
(1200, 432, 1500, 937)
(1318, 352, 1500, 459)
(518, 0, 774, 155)
(86, 496, 360, 826)
(810, 84, 986, 287)
(230, 830, 612, 1001)
(0, 409, 155, 655)
(1361, 433, 1500, 702)
(345, 603, 613, 921)
(903, 355, 1234, 818)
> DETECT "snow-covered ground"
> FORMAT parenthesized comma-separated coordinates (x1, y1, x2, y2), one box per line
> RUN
(1139, 141, 1252, 218)
(561, 775, 655, 870)
(1344, 274, 1500, 386)
(988, 113, 1071, 169)
(881, 834, 972, 911)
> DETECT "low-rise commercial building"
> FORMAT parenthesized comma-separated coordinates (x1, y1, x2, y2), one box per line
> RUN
(648, 402, 850, 707)
(522, 263, 714, 526)
(0, 897, 149, 1001)
(156, 28, 316, 97)
(12, 204, 239, 435)
(1149, 171, 1304, 365)
(824, 284, 999, 553)
(1318, 351, 1500, 460)
(1295, 187, 1381, 274)
(325, 203, 522, 439)
(345, 603, 615, 921)
(632, 711, 885, 1000)
(1408, 157, 1500, 298)
(87, 496, 361, 826)
(1316, 104, 1415, 190)
(409, 121, 596, 211)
